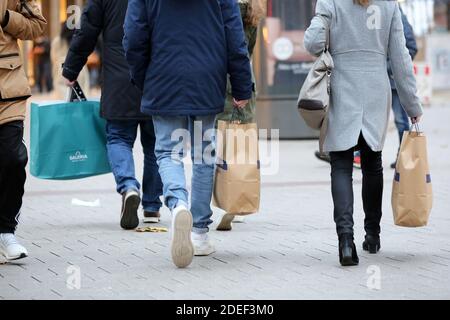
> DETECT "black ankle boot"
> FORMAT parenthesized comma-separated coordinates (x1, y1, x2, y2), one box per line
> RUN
(362, 234, 381, 254)
(339, 234, 359, 266)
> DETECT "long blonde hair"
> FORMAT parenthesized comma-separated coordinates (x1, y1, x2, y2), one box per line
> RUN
(244, 0, 267, 27)
(354, 0, 371, 6)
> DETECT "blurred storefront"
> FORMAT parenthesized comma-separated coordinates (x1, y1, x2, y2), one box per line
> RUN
(22, 0, 87, 85)
(400, 0, 450, 100)
(254, 0, 318, 139)
(254, 0, 450, 138)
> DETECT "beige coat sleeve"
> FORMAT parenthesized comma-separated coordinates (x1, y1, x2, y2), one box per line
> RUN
(0, 0, 8, 27)
(3, 0, 47, 40)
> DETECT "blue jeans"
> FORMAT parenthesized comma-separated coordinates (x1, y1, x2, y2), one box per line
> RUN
(106, 120, 163, 212)
(152, 115, 216, 234)
(392, 90, 410, 144)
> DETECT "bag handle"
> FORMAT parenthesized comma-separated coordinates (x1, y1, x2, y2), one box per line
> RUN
(67, 81, 87, 102)
(231, 106, 246, 124)
(409, 123, 421, 133)
(316, 15, 332, 94)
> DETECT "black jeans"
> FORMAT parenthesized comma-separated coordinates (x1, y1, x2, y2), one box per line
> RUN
(330, 135, 383, 237)
(0, 121, 28, 234)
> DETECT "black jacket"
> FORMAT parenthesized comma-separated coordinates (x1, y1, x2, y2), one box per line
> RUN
(63, 0, 148, 120)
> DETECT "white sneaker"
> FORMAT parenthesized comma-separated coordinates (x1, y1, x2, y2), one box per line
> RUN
(191, 232, 215, 256)
(171, 205, 194, 268)
(0, 234, 28, 261)
(233, 215, 246, 223)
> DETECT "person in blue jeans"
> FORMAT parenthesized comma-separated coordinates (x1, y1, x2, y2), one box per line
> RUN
(124, 0, 253, 268)
(106, 121, 163, 225)
(63, 0, 163, 230)
(389, 8, 418, 168)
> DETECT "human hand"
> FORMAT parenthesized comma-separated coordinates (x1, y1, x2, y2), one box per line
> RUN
(64, 77, 76, 87)
(411, 116, 422, 124)
(233, 98, 249, 109)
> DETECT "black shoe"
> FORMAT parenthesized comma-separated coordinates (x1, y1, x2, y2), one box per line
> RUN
(339, 234, 359, 266)
(120, 190, 141, 230)
(315, 151, 331, 164)
(362, 234, 381, 254)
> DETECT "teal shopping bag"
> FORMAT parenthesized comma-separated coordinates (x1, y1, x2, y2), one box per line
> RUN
(30, 100, 111, 180)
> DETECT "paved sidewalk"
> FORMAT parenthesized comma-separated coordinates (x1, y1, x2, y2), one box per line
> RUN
(0, 98, 449, 300)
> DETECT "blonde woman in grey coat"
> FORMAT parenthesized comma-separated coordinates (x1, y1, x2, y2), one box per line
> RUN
(304, 0, 423, 266)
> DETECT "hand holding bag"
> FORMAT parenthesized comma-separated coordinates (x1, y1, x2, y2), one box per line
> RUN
(392, 124, 433, 227)
(297, 15, 333, 131)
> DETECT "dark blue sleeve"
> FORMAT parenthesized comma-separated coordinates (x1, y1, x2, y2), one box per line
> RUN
(63, 0, 104, 81)
(220, 0, 253, 100)
(401, 10, 417, 60)
(123, 0, 151, 90)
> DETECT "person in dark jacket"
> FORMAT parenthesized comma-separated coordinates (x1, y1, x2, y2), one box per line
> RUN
(124, 0, 253, 268)
(389, 8, 418, 168)
(63, 0, 163, 230)
(33, 36, 53, 93)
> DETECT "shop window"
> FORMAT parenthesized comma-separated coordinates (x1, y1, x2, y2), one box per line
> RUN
(256, 0, 316, 98)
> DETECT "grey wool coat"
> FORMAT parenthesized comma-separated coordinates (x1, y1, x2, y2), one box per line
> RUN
(304, 0, 423, 153)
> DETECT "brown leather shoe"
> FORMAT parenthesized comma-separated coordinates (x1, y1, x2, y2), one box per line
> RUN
(216, 214, 234, 231)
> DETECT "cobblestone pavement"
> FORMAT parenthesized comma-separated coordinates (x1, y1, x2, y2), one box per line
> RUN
(0, 96, 449, 300)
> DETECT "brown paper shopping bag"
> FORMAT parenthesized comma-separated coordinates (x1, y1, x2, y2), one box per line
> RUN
(392, 126, 433, 227)
(213, 118, 260, 215)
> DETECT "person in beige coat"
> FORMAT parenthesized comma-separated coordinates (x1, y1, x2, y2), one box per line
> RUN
(0, 0, 46, 261)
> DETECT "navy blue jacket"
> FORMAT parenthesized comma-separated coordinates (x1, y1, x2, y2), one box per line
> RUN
(123, 0, 253, 116)
(388, 9, 418, 90)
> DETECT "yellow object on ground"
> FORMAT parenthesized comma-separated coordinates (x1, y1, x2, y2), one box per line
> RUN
(136, 227, 168, 233)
